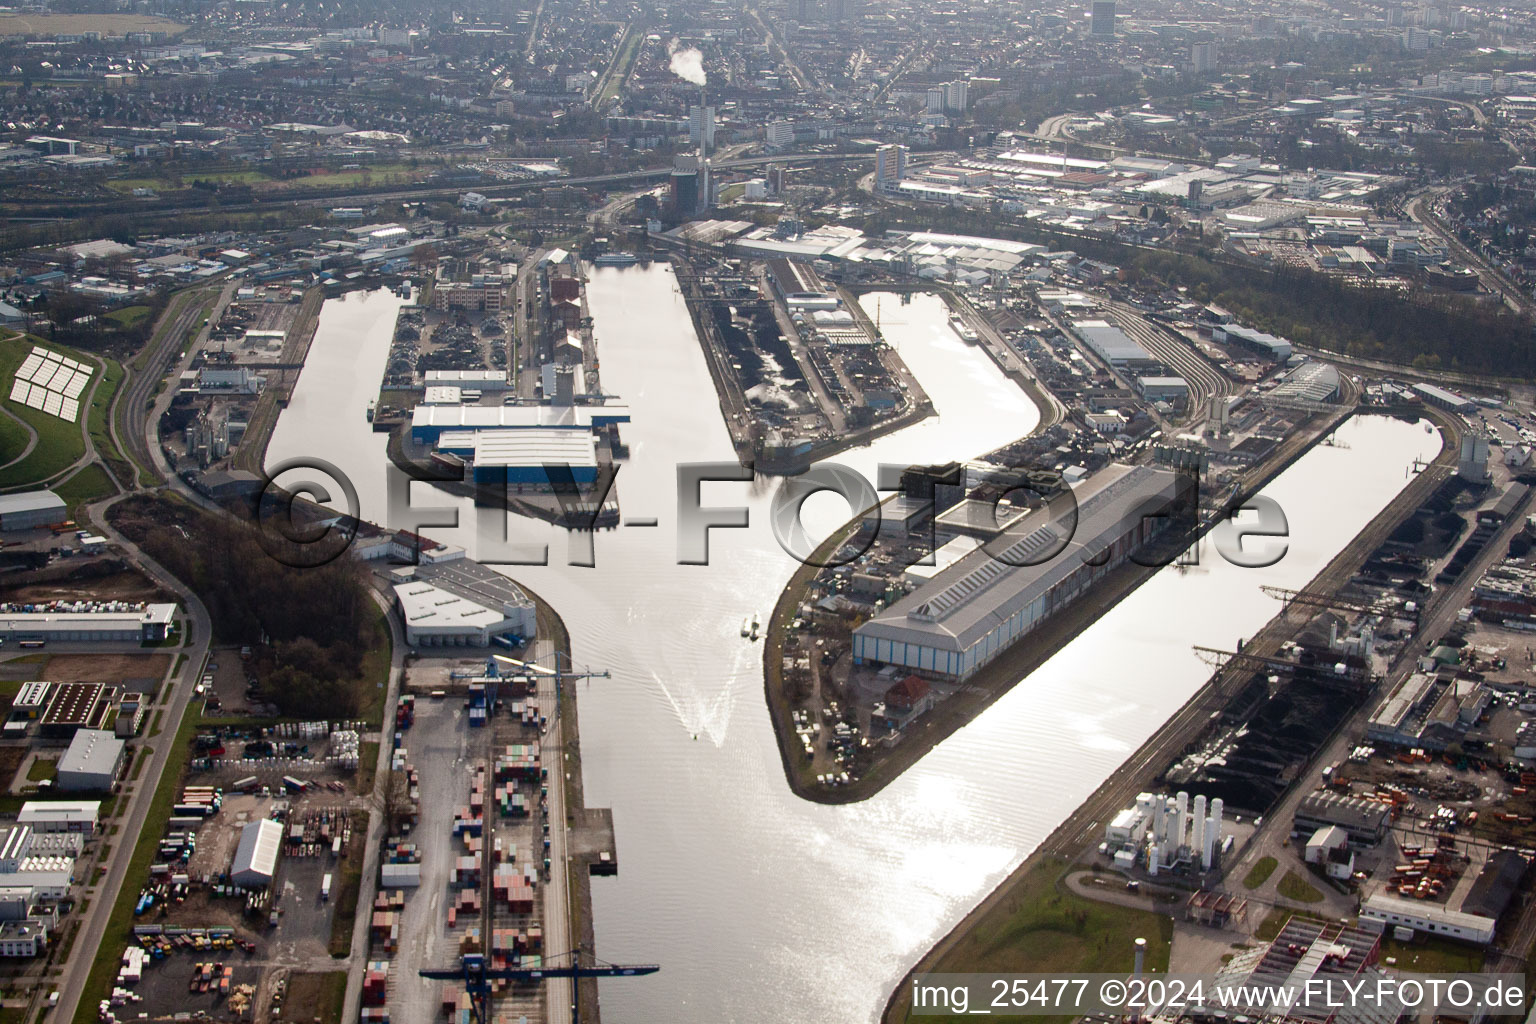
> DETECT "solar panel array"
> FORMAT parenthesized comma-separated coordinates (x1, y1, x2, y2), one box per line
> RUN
(10, 346, 90, 423)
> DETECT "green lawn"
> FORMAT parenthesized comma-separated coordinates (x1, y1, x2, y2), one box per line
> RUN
(598, 27, 642, 105)
(286, 972, 347, 1024)
(86, 355, 136, 487)
(55, 462, 117, 514)
(72, 707, 203, 1024)
(1277, 870, 1325, 903)
(103, 306, 152, 329)
(105, 168, 272, 192)
(0, 335, 89, 488)
(1243, 856, 1278, 890)
(900, 858, 1173, 1023)
(26, 756, 55, 782)
(1381, 935, 1486, 972)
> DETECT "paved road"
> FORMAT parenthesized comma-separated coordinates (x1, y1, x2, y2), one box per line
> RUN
(50, 493, 212, 1024)
(341, 590, 406, 1023)
(0, 404, 37, 471)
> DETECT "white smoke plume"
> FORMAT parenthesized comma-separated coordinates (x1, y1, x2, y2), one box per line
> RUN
(667, 40, 707, 86)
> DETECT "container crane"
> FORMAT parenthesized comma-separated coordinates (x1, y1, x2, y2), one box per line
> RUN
(420, 951, 659, 1024)
(1259, 585, 1382, 617)
(491, 652, 611, 702)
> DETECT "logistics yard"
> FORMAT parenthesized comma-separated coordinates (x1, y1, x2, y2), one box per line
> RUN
(90, 707, 375, 1024)
(382, 654, 588, 1024)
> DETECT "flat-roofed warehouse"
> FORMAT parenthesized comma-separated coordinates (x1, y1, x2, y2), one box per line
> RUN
(231, 818, 282, 887)
(0, 602, 176, 644)
(1070, 319, 1154, 368)
(0, 490, 66, 532)
(852, 465, 1185, 680)
(390, 559, 537, 647)
(1292, 790, 1389, 844)
(56, 729, 124, 792)
(38, 682, 116, 738)
(1411, 381, 1476, 414)
(436, 428, 599, 486)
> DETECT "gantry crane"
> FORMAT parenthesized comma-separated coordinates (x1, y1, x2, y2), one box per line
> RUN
(420, 951, 659, 1024)
(491, 652, 611, 703)
(427, 650, 625, 1024)
(1259, 585, 1385, 617)
(1193, 644, 1370, 685)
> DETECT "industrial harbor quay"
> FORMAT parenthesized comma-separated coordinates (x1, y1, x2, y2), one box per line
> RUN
(245, 248, 1458, 1024)
(13, 12, 1536, 1015)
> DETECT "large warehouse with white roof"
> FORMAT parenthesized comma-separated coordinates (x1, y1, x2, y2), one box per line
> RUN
(231, 819, 282, 888)
(391, 559, 537, 647)
(852, 465, 1186, 680)
(1070, 320, 1154, 367)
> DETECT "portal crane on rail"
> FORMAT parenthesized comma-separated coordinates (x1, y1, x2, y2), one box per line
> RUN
(420, 951, 659, 1024)
(1260, 585, 1414, 625)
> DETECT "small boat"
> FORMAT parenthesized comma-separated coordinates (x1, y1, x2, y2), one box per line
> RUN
(740, 616, 751, 638)
(749, 612, 761, 641)
(949, 317, 979, 343)
(366, 398, 376, 422)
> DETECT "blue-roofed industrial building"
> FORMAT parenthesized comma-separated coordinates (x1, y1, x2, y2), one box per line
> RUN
(410, 403, 630, 444)
(447, 429, 599, 485)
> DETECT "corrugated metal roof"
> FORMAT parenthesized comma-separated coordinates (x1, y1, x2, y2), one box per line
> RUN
(0, 490, 64, 516)
(232, 819, 283, 883)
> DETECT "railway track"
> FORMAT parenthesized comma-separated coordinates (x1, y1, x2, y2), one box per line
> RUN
(1107, 301, 1233, 424)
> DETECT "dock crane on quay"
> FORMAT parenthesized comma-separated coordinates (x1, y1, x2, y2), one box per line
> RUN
(1192, 643, 1373, 687)
(489, 652, 610, 702)
(420, 951, 659, 1024)
(420, 646, 632, 1024)
(1259, 584, 1408, 622)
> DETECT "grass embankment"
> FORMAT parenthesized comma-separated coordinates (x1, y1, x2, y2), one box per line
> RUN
(105, 163, 419, 195)
(895, 858, 1172, 1024)
(0, 335, 87, 487)
(357, 615, 391, 728)
(0, 409, 27, 466)
(85, 355, 137, 486)
(72, 707, 203, 1024)
(327, 809, 370, 957)
(55, 463, 117, 514)
(1242, 856, 1278, 890)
